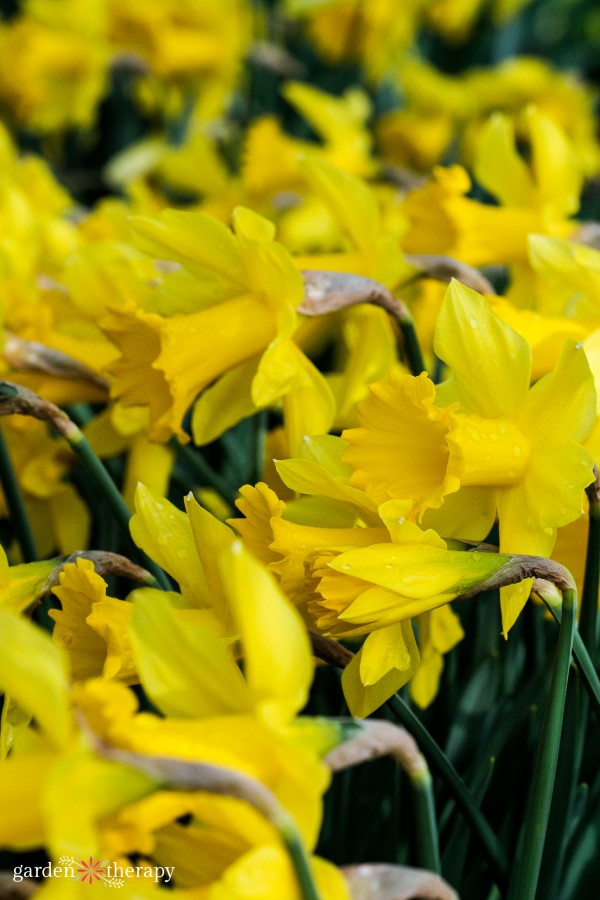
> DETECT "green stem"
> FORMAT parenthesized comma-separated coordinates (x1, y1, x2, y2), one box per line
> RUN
(396, 310, 427, 376)
(67, 429, 171, 591)
(277, 813, 321, 900)
(0, 424, 38, 561)
(506, 588, 577, 900)
(410, 766, 441, 874)
(536, 671, 581, 899)
(545, 604, 600, 726)
(385, 694, 508, 890)
(580, 502, 600, 660)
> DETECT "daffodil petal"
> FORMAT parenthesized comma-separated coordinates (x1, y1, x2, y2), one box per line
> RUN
(342, 628, 419, 719)
(434, 280, 531, 419)
(130, 483, 208, 606)
(184, 492, 235, 627)
(219, 543, 313, 727)
(0, 610, 69, 748)
(358, 621, 419, 687)
(192, 357, 261, 446)
(130, 592, 252, 718)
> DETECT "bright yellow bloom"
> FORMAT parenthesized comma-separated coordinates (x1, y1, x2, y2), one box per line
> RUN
(380, 57, 599, 175)
(342, 369, 458, 514)
(344, 281, 597, 633)
(243, 82, 376, 198)
(526, 234, 600, 323)
(284, 0, 425, 80)
(108, 0, 250, 84)
(103, 206, 334, 450)
(294, 158, 415, 289)
(228, 473, 488, 716)
(403, 108, 583, 269)
(0, 546, 54, 616)
(0, 534, 346, 895)
(0, 16, 108, 132)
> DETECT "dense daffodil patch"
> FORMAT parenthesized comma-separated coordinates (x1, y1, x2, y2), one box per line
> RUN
(0, 1, 599, 899)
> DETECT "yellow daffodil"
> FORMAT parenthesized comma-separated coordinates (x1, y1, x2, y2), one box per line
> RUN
(0, 15, 108, 132)
(284, 0, 425, 80)
(344, 280, 596, 633)
(379, 57, 599, 175)
(403, 108, 583, 270)
(228, 470, 490, 716)
(0, 541, 347, 897)
(294, 158, 415, 289)
(103, 206, 334, 452)
(243, 82, 376, 200)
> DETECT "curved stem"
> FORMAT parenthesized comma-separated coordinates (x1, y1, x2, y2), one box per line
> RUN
(396, 309, 427, 376)
(544, 604, 600, 726)
(385, 694, 508, 890)
(69, 431, 171, 590)
(0, 424, 38, 561)
(506, 588, 577, 900)
(411, 767, 441, 874)
(277, 813, 322, 900)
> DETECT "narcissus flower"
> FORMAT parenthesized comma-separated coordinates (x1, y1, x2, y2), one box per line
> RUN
(402, 108, 583, 270)
(0, 16, 108, 132)
(344, 280, 596, 633)
(0, 530, 348, 896)
(103, 206, 334, 451)
(228, 464, 494, 716)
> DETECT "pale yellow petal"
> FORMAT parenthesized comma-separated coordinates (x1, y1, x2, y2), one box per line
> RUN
(192, 358, 261, 446)
(184, 493, 235, 628)
(358, 621, 419, 687)
(434, 280, 531, 418)
(130, 592, 251, 718)
(220, 542, 313, 727)
(130, 483, 208, 606)
(0, 610, 69, 748)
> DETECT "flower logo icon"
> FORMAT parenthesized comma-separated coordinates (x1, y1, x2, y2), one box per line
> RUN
(77, 858, 106, 885)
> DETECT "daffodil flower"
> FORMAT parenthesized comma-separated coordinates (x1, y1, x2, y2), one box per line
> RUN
(403, 108, 583, 273)
(344, 280, 596, 633)
(103, 206, 334, 452)
(0, 541, 347, 896)
(228, 467, 497, 716)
